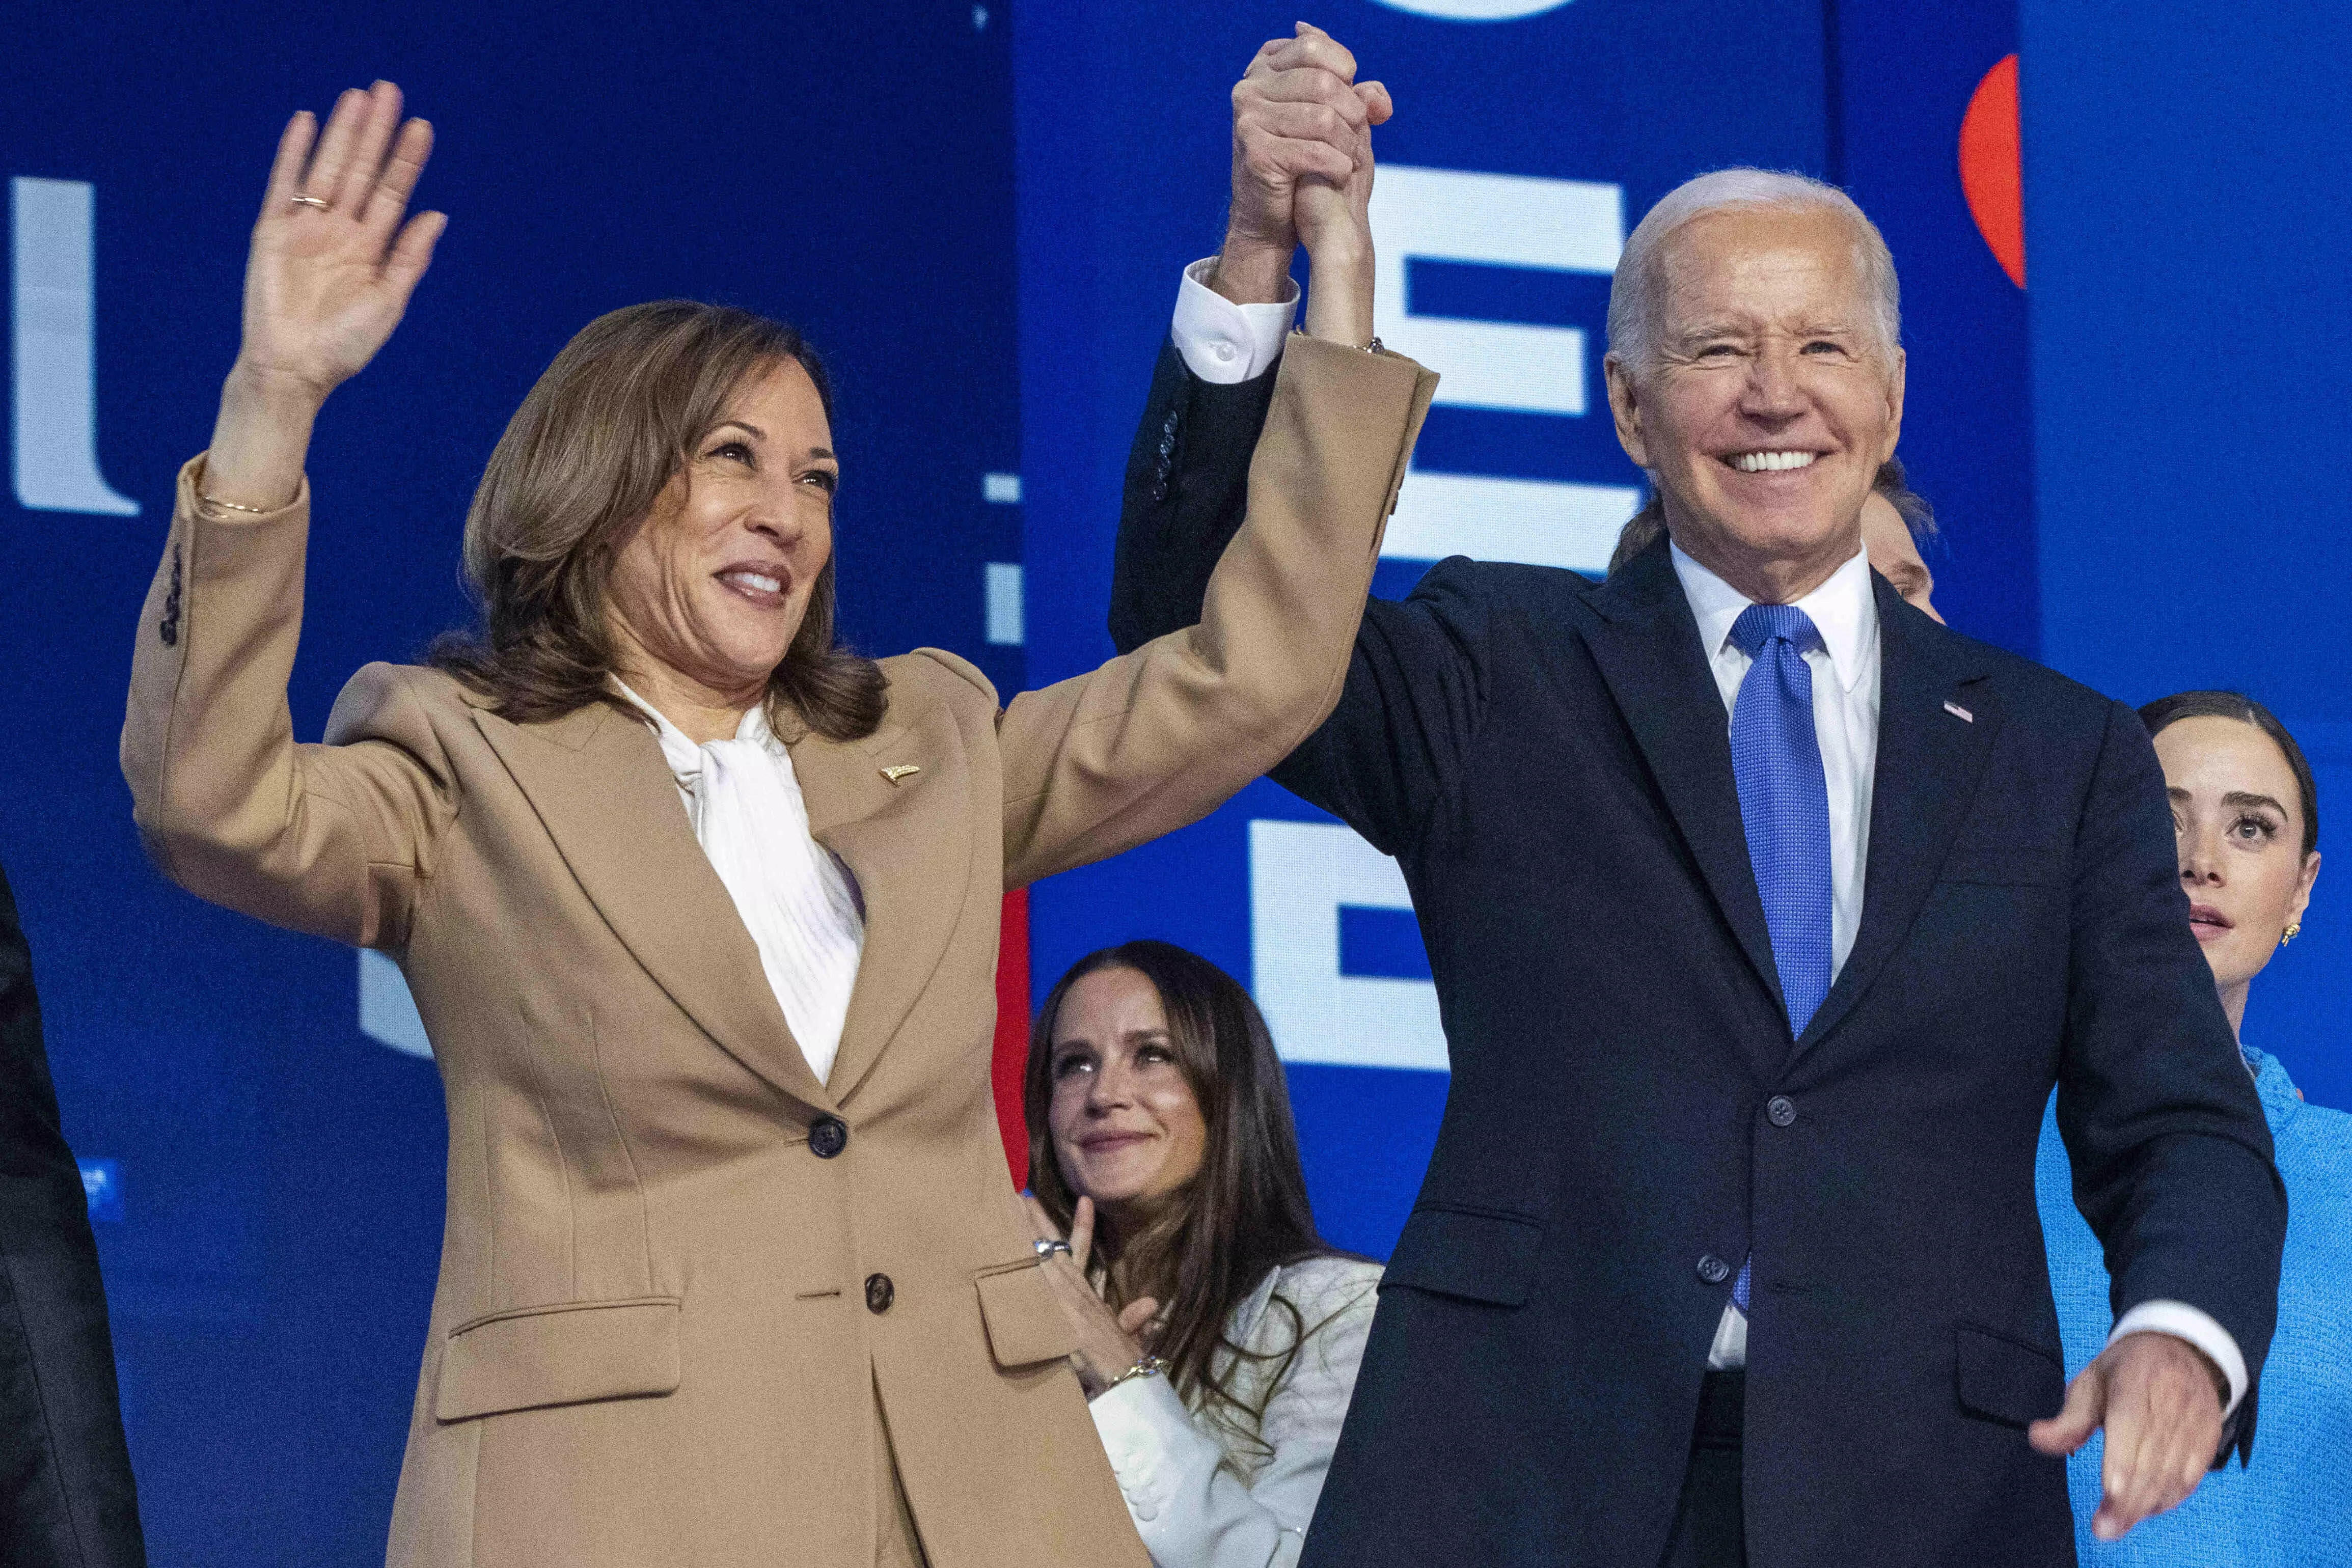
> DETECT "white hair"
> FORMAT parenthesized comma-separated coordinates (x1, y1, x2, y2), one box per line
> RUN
(1605, 168, 1901, 372)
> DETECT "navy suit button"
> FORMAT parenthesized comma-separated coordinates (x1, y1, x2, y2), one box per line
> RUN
(1767, 1095, 1797, 1127)
(1697, 1254, 1732, 1285)
(865, 1273, 895, 1313)
(808, 1116, 849, 1159)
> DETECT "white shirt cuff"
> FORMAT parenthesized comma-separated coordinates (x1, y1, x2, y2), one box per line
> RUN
(1171, 257, 1298, 384)
(1088, 1371, 1214, 1527)
(2109, 1300, 2248, 1415)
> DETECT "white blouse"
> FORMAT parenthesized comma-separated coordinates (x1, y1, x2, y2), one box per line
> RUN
(616, 684, 864, 1085)
(1089, 1256, 1382, 1568)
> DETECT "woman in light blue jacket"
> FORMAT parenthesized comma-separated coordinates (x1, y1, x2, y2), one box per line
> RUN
(1023, 941, 1379, 1568)
(2036, 691, 2346, 1565)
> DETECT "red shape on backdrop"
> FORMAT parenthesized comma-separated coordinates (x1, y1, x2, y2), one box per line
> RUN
(992, 888, 1032, 1188)
(1960, 53, 2027, 289)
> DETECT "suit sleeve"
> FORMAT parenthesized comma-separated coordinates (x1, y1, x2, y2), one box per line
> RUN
(2052, 698, 2286, 1462)
(120, 459, 458, 951)
(998, 337, 1435, 888)
(1106, 337, 1495, 856)
(1109, 339, 1283, 656)
(0, 864, 147, 1568)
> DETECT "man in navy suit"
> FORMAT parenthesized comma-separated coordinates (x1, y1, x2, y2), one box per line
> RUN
(1, 857, 147, 1566)
(1102, 27, 2285, 1568)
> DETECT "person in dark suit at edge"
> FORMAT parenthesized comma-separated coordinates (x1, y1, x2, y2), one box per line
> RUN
(1105, 24, 2284, 1568)
(0, 858, 147, 1567)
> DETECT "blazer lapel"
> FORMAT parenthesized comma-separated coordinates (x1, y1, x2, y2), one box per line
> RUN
(1795, 580, 2001, 1057)
(790, 712, 970, 1107)
(474, 700, 836, 1112)
(1580, 543, 1786, 1027)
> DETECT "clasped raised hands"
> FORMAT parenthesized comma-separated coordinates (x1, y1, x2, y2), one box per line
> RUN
(1226, 24, 1390, 278)
(237, 81, 445, 408)
(1214, 23, 1390, 346)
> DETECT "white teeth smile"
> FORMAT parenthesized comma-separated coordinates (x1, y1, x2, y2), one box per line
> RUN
(725, 571, 783, 594)
(1728, 451, 1819, 473)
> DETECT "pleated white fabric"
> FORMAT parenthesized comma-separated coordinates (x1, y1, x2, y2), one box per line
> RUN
(616, 683, 865, 1085)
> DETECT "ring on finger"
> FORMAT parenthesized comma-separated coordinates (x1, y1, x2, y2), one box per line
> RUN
(1033, 1237, 1073, 1258)
(289, 194, 333, 210)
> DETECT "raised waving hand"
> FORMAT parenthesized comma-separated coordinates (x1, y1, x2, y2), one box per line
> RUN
(204, 81, 444, 511)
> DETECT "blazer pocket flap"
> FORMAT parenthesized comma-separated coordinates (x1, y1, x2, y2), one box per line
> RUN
(1381, 1206, 1544, 1307)
(1954, 1323, 2065, 1429)
(435, 1296, 681, 1423)
(975, 1262, 1078, 1368)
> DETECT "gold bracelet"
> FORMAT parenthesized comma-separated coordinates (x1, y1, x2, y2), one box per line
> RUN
(1291, 327, 1385, 353)
(1098, 1355, 1169, 1395)
(195, 490, 275, 516)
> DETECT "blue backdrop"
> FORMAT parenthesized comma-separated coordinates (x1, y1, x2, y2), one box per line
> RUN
(1, 1, 2342, 1562)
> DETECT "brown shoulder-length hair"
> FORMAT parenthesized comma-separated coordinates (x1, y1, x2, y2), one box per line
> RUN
(429, 299, 887, 740)
(1025, 941, 1359, 1449)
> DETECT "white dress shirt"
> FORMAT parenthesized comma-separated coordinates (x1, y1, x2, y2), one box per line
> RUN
(1163, 269, 2246, 1410)
(616, 683, 865, 1086)
(1089, 1257, 1380, 1568)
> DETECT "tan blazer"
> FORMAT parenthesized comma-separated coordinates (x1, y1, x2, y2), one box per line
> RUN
(120, 337, 1435, 1568)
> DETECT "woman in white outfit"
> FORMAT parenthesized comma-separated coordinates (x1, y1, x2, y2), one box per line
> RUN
(1023, 941, 1380, 1568)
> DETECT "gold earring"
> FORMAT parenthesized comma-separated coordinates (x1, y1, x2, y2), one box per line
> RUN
(2282, 923, 2302, 946)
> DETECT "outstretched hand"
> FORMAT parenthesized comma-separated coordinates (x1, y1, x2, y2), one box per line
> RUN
(238, 81, 445, 406)
(2029, 1331, 2228, 1541)
(204, 81, 444, 511)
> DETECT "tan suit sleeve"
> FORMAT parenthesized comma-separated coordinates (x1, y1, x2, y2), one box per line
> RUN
(999, 335, 1436, 889)
(120, 458, 456, 950)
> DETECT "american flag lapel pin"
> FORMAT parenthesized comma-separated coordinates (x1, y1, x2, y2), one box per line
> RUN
(1943, 700, 1974, 723)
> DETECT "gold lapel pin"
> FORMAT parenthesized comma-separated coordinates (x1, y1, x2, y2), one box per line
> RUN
(880, 764, 922, 784)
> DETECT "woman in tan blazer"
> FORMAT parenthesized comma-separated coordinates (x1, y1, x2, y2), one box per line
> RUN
(121, 82, 1428, 1568)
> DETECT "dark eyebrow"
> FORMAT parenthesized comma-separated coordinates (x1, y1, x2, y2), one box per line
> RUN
(709, 420, 765, 442)
(2170, 785, 2292, 818)
(2221, 790, 2290, 816)
(807, 447, 837, 463)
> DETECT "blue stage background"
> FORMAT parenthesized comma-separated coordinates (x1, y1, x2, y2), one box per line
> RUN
(0, 1, 2342, 1561)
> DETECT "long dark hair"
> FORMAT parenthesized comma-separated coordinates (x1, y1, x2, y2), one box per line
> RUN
(429, 300, 887, 741)
(2140, 691, 2319, 857)
(1024, 941, 1348, 1445)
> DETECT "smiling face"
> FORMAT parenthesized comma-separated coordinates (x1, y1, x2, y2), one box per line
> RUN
(605, 356, 839, 716)
(1605, 204, 1905, 603)
(1046, 966, 1210, 1219)
(2154, 715, 2320, 1019)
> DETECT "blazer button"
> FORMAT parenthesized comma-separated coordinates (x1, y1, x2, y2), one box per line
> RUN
(1697, 1254, 1732, 1285)
(1767, 1095, 1797, 1127)
(808, 1116, 849, 1159)
(865, 1273, 895, 1314)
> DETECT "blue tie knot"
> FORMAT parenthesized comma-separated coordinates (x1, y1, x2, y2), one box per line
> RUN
(1730, 602, 1822, 660)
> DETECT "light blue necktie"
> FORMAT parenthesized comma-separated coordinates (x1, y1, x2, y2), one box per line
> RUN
(1726, 603, 1834, 1315)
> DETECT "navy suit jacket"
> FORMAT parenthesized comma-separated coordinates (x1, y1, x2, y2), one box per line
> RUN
(1, 859, 146, 1568)
(1109, 342, 2286, 1568)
